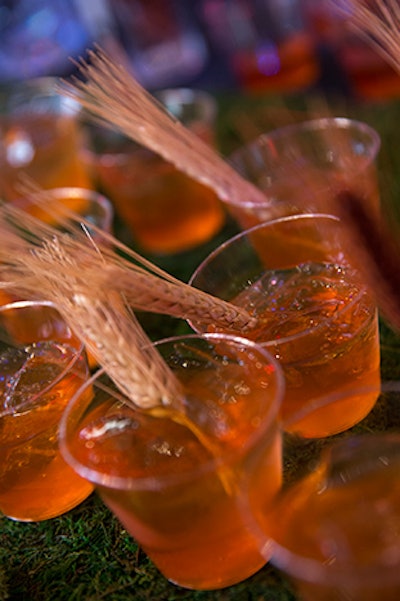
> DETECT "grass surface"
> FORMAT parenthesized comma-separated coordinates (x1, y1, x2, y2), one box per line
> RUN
(2, 94, 400, 600)
(0, 480, 297, 601)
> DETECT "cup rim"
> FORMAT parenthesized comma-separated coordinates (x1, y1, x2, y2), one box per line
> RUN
(12, 186, 114, 234)
(155, 87, 217, 123)
(189, 213, 368, 347)
(59, 332, 285, 490)
(228, 117, 381, 209)
(0, 75, 81, 114)
(0, 299, 86, 418)
(190, 212, 339, 282)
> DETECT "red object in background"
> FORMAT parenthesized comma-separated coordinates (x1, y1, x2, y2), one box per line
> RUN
(305, 0, 400, 101)
(200, 0, 320, 94)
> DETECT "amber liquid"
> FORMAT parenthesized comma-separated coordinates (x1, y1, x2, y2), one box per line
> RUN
(0, 341, 93, 521)
(85, 147, 225, 255)
(70, 362, 282, 590)
(0, 114, 92, 201)
(267, 459, 400, 600)
(231, 262, 380, 438)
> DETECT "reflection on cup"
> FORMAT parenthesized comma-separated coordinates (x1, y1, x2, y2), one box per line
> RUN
(59, 333, 284, 590)
(228, 118, 380, 231)
(253, 430, 400, 601)
(0, 300, 93, 522)
(82, 88, 225, 255)
(0, 77, 92, 201)
(189, 214, 381, 438)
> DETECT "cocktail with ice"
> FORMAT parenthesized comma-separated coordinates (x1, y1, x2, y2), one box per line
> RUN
(0, 300, 92, 521)
(189, 214, 381, 438)
(59, 333, 284, 590)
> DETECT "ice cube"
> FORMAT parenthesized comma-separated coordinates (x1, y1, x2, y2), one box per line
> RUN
(1, 341, 75, 414)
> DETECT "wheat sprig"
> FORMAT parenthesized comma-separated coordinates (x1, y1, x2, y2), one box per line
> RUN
(0, 198, 260, 409)
(334, 0, 400, 76)
(0, 217, 182, 409)
(57, 47, 268, 210)
(0, 198, 255, 331)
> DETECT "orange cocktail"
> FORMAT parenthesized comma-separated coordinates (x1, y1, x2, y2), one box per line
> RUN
(256, 432, 400, 601)
(82, 88, 225, 255)
(0, 77, 91, 201)
(0, 300, 93, 521)
(232, 261, 380, 436)
(92, 151, 225, 254)
(60, 334, 284, 590)
(189, 214, 381, 438)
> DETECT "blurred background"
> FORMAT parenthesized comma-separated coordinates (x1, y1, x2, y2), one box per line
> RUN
(1, 0, 399, 102)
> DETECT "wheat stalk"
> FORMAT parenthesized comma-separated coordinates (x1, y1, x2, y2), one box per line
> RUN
(0, 210, 237, 494)
(334, 0, 400, 76)
(57, 47, 268, 209)
(0, 198, 259, 408)
(0, 208, 181, 409)
(0, 193, 255, 331)
(0, 199, 241, 490)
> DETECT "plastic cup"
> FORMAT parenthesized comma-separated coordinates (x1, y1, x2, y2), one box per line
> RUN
(81, 88, 225, 255)
(0, 300, 93, 522)
(189, 213, 381, 438)
(249, 426, 400, 601)
(228, 117, 381, 231)
(0, 77, 92, 200)
(59, 333, 284, 590)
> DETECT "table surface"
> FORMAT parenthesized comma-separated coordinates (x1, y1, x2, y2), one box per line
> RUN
(2, 91, 400, 601)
